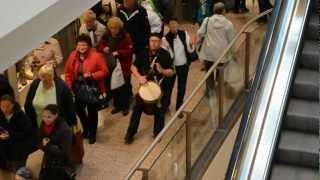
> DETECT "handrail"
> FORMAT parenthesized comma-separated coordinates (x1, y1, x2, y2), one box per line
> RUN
(124, 9, 273, 180)
(225, 0, 312, 179)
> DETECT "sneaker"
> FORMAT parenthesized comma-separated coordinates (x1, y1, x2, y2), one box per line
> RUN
(125, 134, 134, 144)
(111, 108, 121, 114)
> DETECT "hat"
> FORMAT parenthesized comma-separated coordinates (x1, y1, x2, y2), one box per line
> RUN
(16, 167, 32, 180)
(213, 2, 225, 12)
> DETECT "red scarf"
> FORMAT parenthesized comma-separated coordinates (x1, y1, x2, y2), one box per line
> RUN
(42, 122, 56, 137)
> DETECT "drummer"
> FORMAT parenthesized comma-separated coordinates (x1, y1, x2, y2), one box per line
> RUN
(125, 33, 175, 144)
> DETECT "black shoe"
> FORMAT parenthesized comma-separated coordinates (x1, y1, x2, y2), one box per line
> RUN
(111, 108, 121, 114)
(178, 113, 184, 119)
(125, 134, 134, 144)
(82, 131, 89, 139)
(122, 109, 129, 116)
(88, 137, 96, 144)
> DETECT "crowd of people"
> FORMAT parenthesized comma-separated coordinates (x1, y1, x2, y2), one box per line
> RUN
(0, 0, 272, 179)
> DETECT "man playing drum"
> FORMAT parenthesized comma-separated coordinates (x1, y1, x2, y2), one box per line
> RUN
(125, 33, 175, 144)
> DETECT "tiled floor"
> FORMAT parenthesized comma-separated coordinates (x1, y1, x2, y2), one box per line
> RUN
(0, 10, 268, 180)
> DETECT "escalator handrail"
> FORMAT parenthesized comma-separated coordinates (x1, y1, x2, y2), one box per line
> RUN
(124, 9, 273, 180)
(225, 0, 312, 179)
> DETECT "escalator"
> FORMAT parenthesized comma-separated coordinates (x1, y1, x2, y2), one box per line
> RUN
(225, 0, 319, 179)
(270, 2, 319, 179)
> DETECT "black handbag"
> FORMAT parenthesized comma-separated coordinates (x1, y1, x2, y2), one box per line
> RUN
(72, 77, 100, 104)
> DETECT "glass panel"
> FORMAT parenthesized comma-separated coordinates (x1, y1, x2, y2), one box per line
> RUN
(148, 124, 187, 180)
(189, 96, 218, 165)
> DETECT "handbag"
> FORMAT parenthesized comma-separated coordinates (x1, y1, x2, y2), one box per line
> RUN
(71, 124, 84, 164)
(72, 77, 100, 104)
(110, 59, 125, 90)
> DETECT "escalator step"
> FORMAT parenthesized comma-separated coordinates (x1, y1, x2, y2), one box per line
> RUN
(293, 69, 319, 101)
(270, 164, 318, 180)
(285, 98, 320, 134)
(300, 41, 320, 70)
(306, 14, 319, 40)
(276, 130, 319, 168)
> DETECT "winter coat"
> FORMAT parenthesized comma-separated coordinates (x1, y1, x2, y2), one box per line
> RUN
(197, 14, 235, 63)
(64, 49, 109, 94)
(118, 4, 151, 53)
(0, 103, 36, 161)
(24, 78, 77, 127)
(39, 118, 73, 180)
(96, 33, 133, 80)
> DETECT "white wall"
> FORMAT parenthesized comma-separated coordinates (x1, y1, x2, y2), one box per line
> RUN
(0, 0, 99, 72)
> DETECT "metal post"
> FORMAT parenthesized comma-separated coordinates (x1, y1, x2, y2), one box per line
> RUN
(217, 65, 225, 128)
(185, 112, 192, 179)
(244, 32, 251, 90)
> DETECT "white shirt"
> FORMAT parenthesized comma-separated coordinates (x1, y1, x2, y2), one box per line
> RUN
(162, 31, 194, 66)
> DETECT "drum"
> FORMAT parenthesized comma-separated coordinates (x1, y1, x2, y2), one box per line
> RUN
(138, 81, 162, 115)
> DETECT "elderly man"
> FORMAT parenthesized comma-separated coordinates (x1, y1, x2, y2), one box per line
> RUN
(79, 10, 106, 47)
(197, 2, 235, 96)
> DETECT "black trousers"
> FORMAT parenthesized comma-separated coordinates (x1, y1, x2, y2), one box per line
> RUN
(172, 65, 189, 110)
(75, 100, 98, 138)
(258, 0, 273, 13)
(126, 77, 175, 137)
(112, 80, 131, 110)
(204, 61, 215, 94)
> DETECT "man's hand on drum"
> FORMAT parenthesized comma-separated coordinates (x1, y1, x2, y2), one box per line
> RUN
(138, 75, 147, 85)
(155, 63, 175, 77)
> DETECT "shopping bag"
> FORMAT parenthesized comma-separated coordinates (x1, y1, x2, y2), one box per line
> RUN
(110, 59, 125, 90)
(71, 122, 84, 164)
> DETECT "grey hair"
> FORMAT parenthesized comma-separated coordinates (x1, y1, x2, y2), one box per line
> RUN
(213, 2, 226, 14)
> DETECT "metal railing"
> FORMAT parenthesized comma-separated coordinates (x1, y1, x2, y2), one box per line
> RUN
(125, 9, 273, 180)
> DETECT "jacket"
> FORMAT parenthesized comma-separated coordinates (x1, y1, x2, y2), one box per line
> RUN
(164, 30, 194, 65)
(64, 49, 109, 93)
(118, 4, 151, 53)
(39, 118, 72, 176)
(24, 78, 77, 127)
(197, 14, 235, 63)
(79, 21, 106, 47)
(0, 103, 36, 161)
(96, 33, 133, 79)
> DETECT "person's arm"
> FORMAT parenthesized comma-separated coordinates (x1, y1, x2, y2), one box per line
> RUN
(131, 64, 147, 84)
(157, 51, 174, 77)
(161, 38, 174, 58)
(43, 128, 72, 159)
(64, 52, 75, 89)
(91, 54, 109, 80)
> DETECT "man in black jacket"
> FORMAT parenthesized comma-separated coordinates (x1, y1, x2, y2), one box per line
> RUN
(118, 0, 151, 54)
(125, 33, 174, 144)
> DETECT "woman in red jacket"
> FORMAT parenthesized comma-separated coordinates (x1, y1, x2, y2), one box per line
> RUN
(97, 17, 133, 116)
(65, 34, 108, 144)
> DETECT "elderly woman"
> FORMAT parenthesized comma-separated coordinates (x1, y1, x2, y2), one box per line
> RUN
(39, 104, 74, 180)
(65, 34, 108, 144)
(0, 95, 35, 172)
(25, 64, 76, 130)
(97, 17, 133, 116)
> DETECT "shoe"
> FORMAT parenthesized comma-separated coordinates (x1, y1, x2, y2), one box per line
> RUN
(125, 134, 134, 144)
(88, 137, 96, 144)
(178, 113, 184, 119)
(82, 131, 89, 139)
(122, 109, 129, 116)
(111, 108, 121, 114)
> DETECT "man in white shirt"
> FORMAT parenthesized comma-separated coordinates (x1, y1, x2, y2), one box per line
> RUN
(163, 18, 196, 118)
(79, 10, 106, 47)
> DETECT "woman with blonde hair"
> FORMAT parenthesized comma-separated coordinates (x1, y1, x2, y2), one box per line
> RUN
(25, 64, 76, 130)
(97, 17, 133, 115)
